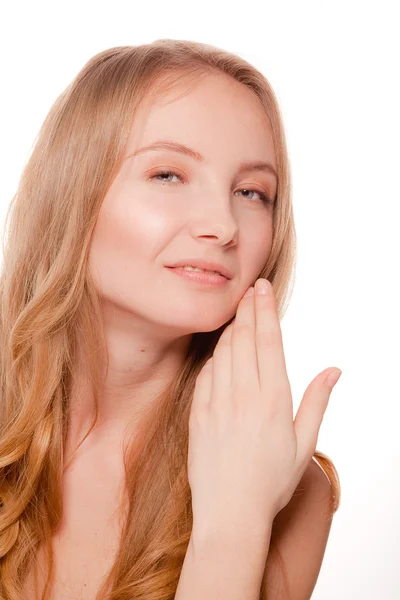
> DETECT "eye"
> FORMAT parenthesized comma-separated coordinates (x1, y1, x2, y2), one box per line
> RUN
(234, 187, 274, 206)
(148, 169, 274, 206)
(148, 169, 183, 185)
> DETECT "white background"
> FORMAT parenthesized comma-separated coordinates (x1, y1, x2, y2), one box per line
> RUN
(1, 1, 399, 598)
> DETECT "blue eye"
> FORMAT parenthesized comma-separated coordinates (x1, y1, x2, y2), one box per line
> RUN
(148, 169, 274, 206)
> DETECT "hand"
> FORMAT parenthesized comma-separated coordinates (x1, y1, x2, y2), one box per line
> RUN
(188, 278, 341, 539)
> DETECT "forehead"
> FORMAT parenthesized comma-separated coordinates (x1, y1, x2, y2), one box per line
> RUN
(127, 72, 277, 170)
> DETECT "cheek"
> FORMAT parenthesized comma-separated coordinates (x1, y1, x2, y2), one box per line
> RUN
(87, 189, 176, 299)
(240, 224, 273, 280)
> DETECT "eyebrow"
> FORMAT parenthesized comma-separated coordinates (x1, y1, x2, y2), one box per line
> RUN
(128, 139, 278, 181)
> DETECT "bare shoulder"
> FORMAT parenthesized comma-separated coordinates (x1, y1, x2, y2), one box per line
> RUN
(262, 458, 333, 600)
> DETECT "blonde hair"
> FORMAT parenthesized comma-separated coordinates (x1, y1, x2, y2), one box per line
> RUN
(0, 39, 341, 599)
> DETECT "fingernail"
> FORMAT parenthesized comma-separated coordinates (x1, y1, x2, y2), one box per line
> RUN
(255, 278, 270, 295)
(326, 369, 342, 388)
(243, 286, 254, 297)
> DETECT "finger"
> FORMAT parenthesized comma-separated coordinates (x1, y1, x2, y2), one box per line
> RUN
(231, 286, 259, 393)
(254, 279, 291, 413)
(293, 369, 336, 469)
(209, 319, 234, 411)
(191, 357, 214, 418)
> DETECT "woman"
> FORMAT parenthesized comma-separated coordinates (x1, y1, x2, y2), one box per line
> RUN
(0, 39, 342, 599)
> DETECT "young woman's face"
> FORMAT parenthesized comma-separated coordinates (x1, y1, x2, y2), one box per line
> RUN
(88, 73, 278, 335)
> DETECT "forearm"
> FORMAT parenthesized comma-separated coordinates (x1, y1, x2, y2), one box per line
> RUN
(175, 521, 272, 600)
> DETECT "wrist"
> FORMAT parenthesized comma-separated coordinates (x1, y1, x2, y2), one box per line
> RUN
(191, 514, 273, 554)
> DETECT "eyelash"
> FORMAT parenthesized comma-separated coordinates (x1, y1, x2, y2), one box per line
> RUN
(148, 169, 274, 206)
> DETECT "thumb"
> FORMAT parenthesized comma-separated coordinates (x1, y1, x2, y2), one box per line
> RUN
(294, 368, 342, 469)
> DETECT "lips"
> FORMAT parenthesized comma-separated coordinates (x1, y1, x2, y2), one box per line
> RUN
(166, 266, 229, 285)
(165, 259, 233, 280)
(171, 266, 222, 276)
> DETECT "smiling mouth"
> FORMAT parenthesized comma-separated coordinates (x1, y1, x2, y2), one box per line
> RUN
(165, 266, 230, 284)
(169, 265, 225, 276)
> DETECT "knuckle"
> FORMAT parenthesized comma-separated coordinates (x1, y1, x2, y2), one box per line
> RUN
(216, 330, 230, 345)
(215, 327, 233, 347)
(231, 382, 256, 405)
(215, 336, 231, 350)
(256, 328, 281, 346)
(233, 323, 253, 337)
(232, 382, 248, 397)
(262, 400, 282, 421)
(264, 377, 290, 399)
(212, 346, 229, 363)
(264, 400, 280, 420)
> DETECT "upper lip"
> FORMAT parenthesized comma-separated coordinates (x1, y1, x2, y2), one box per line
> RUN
(166, 258, 233, 280)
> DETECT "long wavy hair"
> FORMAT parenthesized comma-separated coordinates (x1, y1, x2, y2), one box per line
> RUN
(0, 39, 341, 599)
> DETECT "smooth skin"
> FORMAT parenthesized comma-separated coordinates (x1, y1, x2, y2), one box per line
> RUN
(188, 277, 341, 541)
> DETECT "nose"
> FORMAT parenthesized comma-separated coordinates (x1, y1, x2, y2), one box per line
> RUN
(189, 196, 239, 247)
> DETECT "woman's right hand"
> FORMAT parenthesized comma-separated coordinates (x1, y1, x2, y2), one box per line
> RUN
(187, 277, 341, 539)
